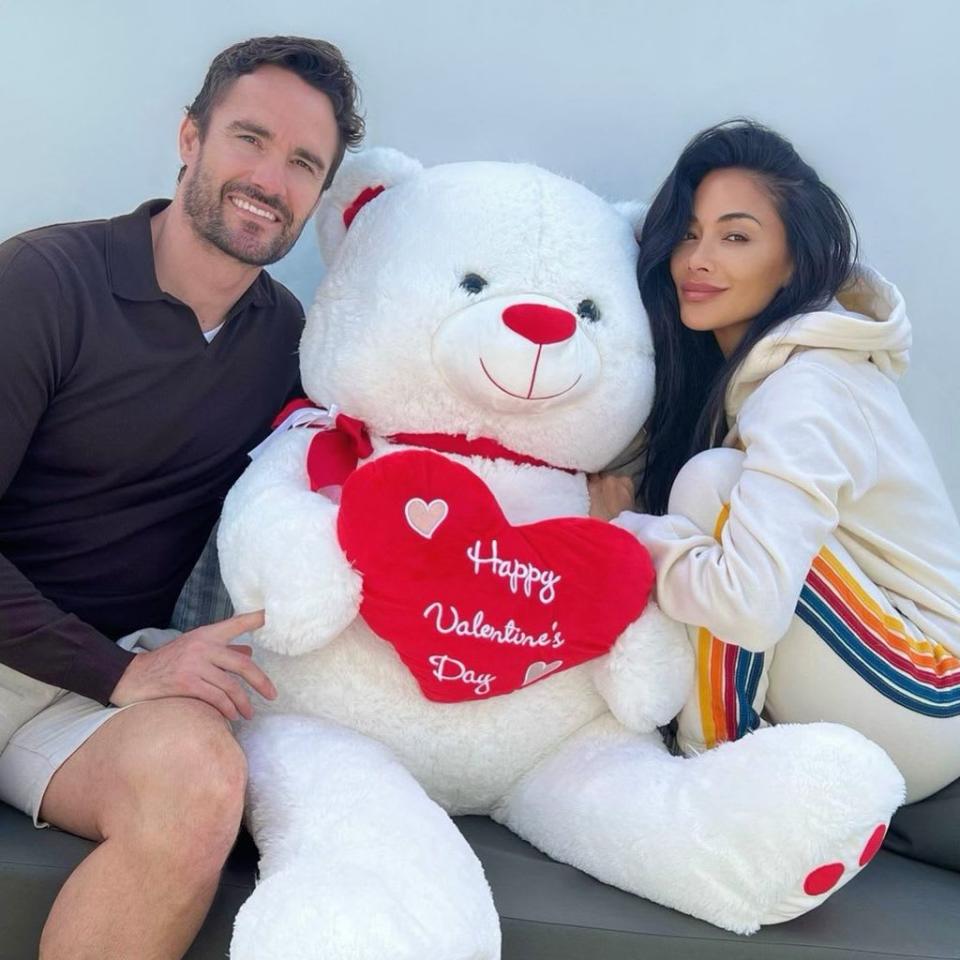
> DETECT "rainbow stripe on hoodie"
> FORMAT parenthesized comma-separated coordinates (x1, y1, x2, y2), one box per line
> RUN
(797, 546, 960, 718)
(698, 542, 960, 748)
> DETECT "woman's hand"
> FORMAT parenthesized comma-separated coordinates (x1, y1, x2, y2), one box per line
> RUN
(588, 472, 636, 521)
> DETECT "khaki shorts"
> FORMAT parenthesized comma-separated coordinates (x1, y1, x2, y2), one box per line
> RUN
(0, 628, 180, 825)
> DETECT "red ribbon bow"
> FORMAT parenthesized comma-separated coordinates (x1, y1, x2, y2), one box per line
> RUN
(306, 414, 374, 491)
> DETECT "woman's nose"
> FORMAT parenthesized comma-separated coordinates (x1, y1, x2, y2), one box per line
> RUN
(687, 239, 714, 273)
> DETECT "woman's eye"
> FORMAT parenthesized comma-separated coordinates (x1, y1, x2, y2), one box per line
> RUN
(680, 231, 697, 241)
(460, 273, 488, 294)
(577, 299, 601, 323)
(724, 233, 749, 242)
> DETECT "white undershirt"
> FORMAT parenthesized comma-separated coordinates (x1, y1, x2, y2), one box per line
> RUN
(203, 321, 225, 342)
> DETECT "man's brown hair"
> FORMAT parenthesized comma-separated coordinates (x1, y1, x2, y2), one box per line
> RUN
(183, 35, 364, 189)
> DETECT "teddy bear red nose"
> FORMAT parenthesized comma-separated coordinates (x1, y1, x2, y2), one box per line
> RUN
(502, 303, 576, 345)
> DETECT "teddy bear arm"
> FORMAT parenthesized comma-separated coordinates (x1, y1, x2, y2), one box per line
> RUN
(218, 442, 362, 656)
(592, 601, 694, 733)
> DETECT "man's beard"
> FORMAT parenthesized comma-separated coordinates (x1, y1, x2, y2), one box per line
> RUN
(182, 162, 302, 267)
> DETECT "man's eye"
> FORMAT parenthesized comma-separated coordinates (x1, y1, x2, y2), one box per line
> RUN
(294, 159, 316, 175)
(238, 134, 259, 145)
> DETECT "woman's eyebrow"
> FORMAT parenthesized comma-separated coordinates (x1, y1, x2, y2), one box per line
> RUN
(717, 211, 762, 226)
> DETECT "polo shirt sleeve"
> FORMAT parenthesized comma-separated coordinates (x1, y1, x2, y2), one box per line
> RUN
(0, 238, 135, 704)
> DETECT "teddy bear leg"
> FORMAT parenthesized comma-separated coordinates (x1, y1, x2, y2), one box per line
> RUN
(494, 713, 904, 934)
(230, 714, 500, 960)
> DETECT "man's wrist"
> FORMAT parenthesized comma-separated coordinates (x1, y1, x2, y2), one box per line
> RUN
(70, 637, 138, 707)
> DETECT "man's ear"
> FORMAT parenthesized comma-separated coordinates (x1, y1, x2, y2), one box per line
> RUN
(315, 148, 423, 265)
(178, 115, 202, 168)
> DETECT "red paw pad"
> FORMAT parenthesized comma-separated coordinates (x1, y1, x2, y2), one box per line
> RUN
(803, 862, 845, 896)
(859, 824, 887, 867)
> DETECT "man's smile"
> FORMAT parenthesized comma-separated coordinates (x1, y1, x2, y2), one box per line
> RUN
(228, 194, 280, 223)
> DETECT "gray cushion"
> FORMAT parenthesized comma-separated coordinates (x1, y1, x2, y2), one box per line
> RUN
(886, 776, 960, 871)
(169, 521, 234, 632)
(2, 802, 959, 959)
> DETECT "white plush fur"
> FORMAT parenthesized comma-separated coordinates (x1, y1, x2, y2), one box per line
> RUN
(219, 150, 905, 955)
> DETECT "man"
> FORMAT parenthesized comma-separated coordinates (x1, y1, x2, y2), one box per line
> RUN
(0, 36, 363, 958)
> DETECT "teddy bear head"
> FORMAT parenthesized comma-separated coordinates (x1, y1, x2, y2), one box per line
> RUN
(300, 149, 653, 472)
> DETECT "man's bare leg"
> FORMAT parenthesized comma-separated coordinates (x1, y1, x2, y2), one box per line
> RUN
(37, 697, 247, 960)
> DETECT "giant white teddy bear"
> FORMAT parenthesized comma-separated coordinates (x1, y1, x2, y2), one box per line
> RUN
(217, 150, 905, 959)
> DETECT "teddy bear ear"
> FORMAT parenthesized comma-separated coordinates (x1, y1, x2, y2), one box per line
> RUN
(315, 147, 423, 264)
(613, 200, 650, 239)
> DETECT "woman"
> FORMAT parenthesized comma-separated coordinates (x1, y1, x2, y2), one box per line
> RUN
(591, 120, 960, 802)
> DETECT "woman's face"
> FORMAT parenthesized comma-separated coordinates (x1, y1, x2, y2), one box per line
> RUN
(670, 167, 793, 357)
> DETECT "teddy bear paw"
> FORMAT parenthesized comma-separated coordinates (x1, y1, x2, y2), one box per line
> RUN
(760, 822, 889, 924)
(251, 560, 362, 655)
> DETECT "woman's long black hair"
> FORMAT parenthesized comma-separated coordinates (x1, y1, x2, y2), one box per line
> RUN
(638, 119, 858, 515)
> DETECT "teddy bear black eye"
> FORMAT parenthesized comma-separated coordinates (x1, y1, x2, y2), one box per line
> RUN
(460, 273, 488, 295)
(577, 299, 601, 323)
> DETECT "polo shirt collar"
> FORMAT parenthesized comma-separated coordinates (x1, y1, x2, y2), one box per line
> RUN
(106, 198, 275, 309)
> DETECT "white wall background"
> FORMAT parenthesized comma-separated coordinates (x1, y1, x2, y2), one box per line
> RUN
(2, 0, 958, 503)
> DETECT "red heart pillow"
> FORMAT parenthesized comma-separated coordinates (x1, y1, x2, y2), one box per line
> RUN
(336, 450, 654, 702)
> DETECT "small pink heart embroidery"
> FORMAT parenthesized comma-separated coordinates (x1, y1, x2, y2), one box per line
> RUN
(404, 498, 448, 539)
(523, 660, 563, 685)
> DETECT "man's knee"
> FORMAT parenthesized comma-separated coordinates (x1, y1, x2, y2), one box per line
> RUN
(108, 699, 247, 870)
(667, 447, 745, 530)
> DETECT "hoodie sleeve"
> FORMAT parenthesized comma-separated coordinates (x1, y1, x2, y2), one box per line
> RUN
(614, 360, 878, 650)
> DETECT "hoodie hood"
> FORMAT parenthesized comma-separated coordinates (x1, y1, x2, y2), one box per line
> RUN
(725, 265, 911, 420)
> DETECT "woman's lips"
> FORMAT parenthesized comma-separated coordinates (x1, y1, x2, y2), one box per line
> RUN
(680, 283, 727, 302)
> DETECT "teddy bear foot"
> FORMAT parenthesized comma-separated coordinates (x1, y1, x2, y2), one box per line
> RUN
(229, 863, 500, 960)
(760, 822, 889, 924)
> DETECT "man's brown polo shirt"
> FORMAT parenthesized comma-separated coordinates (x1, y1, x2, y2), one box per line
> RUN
(0, 200, 304, 703)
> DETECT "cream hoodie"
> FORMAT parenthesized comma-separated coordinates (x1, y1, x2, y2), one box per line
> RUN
(616, 267, 960, 653)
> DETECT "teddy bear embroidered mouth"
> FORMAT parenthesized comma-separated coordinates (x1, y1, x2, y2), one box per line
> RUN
(479, 355, 583, 401)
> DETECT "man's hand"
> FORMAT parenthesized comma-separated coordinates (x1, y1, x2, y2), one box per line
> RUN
(110, 611, 276, 721)
(588, 472, 636, 522)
